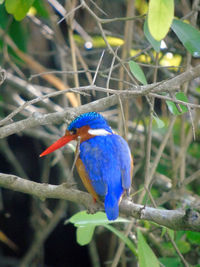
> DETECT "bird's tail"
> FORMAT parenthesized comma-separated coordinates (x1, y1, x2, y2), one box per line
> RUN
(105, 192, 120, 220)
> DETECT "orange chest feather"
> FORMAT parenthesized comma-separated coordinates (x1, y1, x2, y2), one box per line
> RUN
(76, 157, 99, 201)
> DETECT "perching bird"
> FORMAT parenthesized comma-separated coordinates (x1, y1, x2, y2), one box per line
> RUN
(40, 112, 133, 220)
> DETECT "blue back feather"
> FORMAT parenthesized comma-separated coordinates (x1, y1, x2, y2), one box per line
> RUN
(80, 134, 131, 220)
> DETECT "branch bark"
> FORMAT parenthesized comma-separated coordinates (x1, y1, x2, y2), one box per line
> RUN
(0, 173, 199, 232)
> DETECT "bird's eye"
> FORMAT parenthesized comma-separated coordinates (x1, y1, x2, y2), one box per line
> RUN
(70, 129, 77, 135)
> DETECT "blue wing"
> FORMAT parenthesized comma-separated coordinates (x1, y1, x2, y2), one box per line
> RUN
(80, 134, 132, 220)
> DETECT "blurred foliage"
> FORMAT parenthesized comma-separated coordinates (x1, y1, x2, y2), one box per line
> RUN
(0, 4, 28, 51)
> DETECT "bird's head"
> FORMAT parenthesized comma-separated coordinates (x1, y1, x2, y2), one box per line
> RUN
(40, 112, 112, 157)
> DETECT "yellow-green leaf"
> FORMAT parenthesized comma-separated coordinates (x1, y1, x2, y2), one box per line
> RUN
(68, 211, 129, 226)
(5, 0, 35, 21)
(148, 0, 174, 41)
(76, 225, 95, 246)
(144, 18, 161, 52)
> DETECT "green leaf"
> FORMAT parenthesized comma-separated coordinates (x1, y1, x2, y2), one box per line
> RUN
(153, 115, 165, 128)
(105, 224, 137, 256)
(186, 231, 200, 245)
(76, 225, 95, 246)
(5, 0, 35, 20)
(176, 240, 191, 254)
(137, 229, 160, 267)
(171, 19, 200, 56)
(173, 92, 189, 112)
(33, 0, 49, 18)
(129, 60, 147, 85)
(166, 101, 178, 115)
(68, 211, 134, 251)
(0, 0, 4, 4)
(144, 18, 160, 52)
(9, 20, 28, 51)
(68, 211, 130, 226)
(69, 211, 109, 226)
(166, 92, 188, 115)
(148, 0, 174, 41)
(0, 4, 9, 29)
(175, 230, 185, 241)
(162, 242, 175, 255)
(159, 257, 181, 267)
(162, 240, 191, 255)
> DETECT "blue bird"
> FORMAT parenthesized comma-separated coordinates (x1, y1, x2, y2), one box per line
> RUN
(40, 112, 133, 220)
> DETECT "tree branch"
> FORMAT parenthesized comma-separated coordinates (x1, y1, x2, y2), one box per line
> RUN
(0, 173, 199, 231)
(0, 94, 118, 138)
(1, 63, 200, 139)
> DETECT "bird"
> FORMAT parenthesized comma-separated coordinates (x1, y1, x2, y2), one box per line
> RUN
(40, 112, 133, 220)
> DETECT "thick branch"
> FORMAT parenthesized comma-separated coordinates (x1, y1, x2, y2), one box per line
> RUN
(0, 173, 199, 231)
(0, 95, 118, 138)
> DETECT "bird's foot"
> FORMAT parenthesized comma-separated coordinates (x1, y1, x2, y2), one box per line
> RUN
(125, 188, 130, 197)
(122, 189, 132, 203)
(87, 201, 102, 215)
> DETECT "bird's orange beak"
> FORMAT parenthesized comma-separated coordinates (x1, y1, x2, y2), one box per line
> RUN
(40, 134, 75, 157)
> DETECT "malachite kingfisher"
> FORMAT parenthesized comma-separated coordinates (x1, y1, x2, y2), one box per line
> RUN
(40, 112, 133, 220)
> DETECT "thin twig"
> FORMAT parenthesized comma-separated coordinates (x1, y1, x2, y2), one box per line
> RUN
(89, 0, 108, 16)
(58, 2, 83, 24)
(118, 96, 127, 138)
(92, 50, 105, 85)
(68, 136, 80, 183)
(106, 47, 119, 95)
(188, 106, 196, 140)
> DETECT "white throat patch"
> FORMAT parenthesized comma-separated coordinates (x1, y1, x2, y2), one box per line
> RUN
(88, 129, 111, 136)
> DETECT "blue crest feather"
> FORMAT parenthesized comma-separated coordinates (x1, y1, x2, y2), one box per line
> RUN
(68, 112, 112, 133)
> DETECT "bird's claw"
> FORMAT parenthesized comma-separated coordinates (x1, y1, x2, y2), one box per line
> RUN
(125, 188, 131, 197)
(87, 201, 102, 215)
